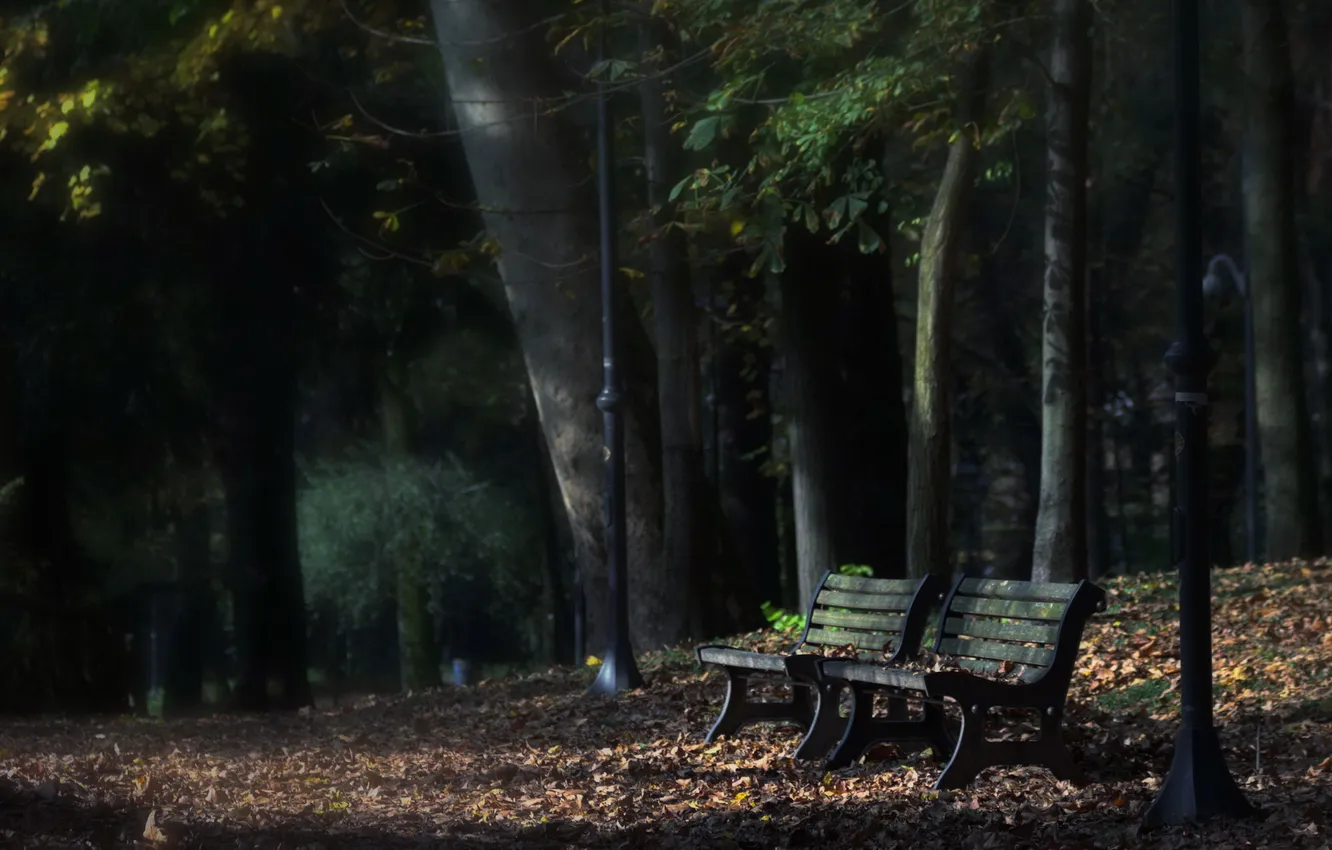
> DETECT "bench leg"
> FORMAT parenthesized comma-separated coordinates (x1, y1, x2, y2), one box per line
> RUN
(923, 701, 955, 763)
(705, 671, 812, 743)
(935, 704, 989, 790)
(934, 705, 1086, 789)
(1036, 707, 1086, 784)
(794, 682, 845, 761)
(826, 685, 928, 770)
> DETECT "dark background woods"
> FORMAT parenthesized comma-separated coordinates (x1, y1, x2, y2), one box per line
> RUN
(0, 0, 1328, 715)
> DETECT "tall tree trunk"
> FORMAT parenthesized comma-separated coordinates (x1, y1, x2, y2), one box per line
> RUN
(836, 227, 908, 577)
(1032, 0, 1091, 583)
(381, 369, 441, 691)
(220, 373, 311, 712)
(715, 265, 781, 609)
(428, 1, 676, 650)
(162, 490, 211, 716)
(907, 49, 990, 579)
(640, 12, 720, 636)
(975, 251, 1040, 581)
(1085, 270, 1111, 578)
(1243, 0, 1323, 559)
(782, 229, 842, 606)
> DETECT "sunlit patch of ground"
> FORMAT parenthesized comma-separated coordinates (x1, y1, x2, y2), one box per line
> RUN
(1, 560, 1329, 848)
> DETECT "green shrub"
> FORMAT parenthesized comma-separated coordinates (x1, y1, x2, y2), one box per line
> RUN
(297, 453, 541, 642)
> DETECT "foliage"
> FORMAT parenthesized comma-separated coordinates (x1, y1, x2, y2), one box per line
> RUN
(759, 599, 805, 633)
(1, 559, 1330, 846)
(760, 563, 879, 632)
(660, 0, 1028, 273)
(297, 453, 539, 634)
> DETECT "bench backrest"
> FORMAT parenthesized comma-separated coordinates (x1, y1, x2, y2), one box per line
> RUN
(933, 578, 1106, 686)
(797, 572, 945, 663)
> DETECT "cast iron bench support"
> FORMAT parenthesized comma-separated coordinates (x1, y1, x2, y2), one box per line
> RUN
(696, 572, 946, 760)
(820, 577, 1106, 788)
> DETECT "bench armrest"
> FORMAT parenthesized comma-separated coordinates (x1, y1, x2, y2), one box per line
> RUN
(783, 653, 821, 683)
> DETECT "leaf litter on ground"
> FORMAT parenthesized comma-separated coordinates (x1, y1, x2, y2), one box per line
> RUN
(1, 559, 1331, 848)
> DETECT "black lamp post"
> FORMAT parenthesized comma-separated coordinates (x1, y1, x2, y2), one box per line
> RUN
(1143, 0, 1257, 826)
(588, 0, 645, 696)
(1202, 253, 1258, 564)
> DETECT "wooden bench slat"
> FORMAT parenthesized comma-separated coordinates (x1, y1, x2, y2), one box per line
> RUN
(823, 661, 926, 691)
(811, 610, 906, 632)
(823, 574, 920, 594)
(949, 596, 1067, 621)
(805, 627, 897, 651)
(943, 616, 1058, 645)
(938, 637, 1055, 668)
(816, 590, 915, 612)
(957, 578, 1079, 602)
(954, 657, 1045, 683)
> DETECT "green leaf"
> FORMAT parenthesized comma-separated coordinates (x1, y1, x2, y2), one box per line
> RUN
(668, 174, 693, 202)
(684, 116, 721, 152)
(803, 203, 819, 233)
(857, 220, 882, 254)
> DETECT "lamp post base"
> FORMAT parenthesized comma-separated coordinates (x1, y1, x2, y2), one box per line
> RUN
(1143, 723, 1260, 827)
(587, 644, 646, 696)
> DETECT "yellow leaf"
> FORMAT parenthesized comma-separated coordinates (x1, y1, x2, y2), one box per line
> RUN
(271, 5, 282, 18)
(729, 218, 746, 236)
(585, 655, 603, 667)
(619, 266, 645, 280)
(81, 88, 97, 109)
(60, 98, 74, 115)
(27, 172, 45, 201)
(48, 121, 68, 141)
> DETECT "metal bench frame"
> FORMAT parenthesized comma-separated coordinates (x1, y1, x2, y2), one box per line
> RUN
(695, 572, 946, 760)
(818, 577, 1106, 788)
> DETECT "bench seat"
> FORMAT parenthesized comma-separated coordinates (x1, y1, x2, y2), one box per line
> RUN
(695, 572, 945, 760)
(816, 576, 1106, 788)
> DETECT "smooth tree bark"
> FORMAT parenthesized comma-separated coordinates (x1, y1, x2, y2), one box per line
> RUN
(836, 224, 909, 578)
(1242, 0, 1323, 559)
(715, 263, 781, 609)
(380, 368, 441, 691)
(907, 49, 990, 579)
(214, 51, 314, 712)
(639, 13, 719, 636)
(428, 1, 680, 650)
(977, 256, 1042, 580)
(1032, 0, 1091, 583)
(781, 228, 843, 606)
(161, 486, 212, 717)
(1085, 269, 1111, 578)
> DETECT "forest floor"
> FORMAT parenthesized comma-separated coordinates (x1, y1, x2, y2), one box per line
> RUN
(2, 561, 1331, 849)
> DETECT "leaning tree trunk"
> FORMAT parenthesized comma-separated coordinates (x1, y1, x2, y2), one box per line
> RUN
(907, 48, 990, 580)
(428, 0, 678, 650)
(1242, 0, 1323, 559)
(1032, 0, 1091, 584)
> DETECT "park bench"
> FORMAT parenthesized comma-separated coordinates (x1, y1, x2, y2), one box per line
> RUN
(818, 577, 1106, 789)
(696, 572, 947, 760)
